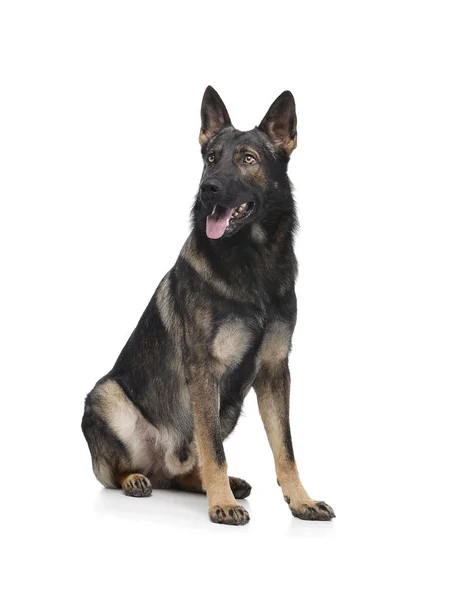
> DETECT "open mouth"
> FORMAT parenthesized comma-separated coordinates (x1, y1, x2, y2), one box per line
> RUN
(206, 202, 255, 239)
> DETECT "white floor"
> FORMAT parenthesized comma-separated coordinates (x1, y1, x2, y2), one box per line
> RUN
(5, 384, 450, 600)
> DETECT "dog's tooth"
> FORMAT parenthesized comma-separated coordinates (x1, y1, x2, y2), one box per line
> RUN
(240, 203, 247, 209)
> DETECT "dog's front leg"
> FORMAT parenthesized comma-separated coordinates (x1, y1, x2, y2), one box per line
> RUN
(254, 360, 335, 521)
(188, 366, 250, 526)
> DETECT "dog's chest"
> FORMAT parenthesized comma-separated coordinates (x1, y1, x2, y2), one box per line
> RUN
(212, 319, 255, 370)
(211, 315, 293, 374)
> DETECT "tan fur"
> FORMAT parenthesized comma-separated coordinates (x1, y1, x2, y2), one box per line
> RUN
(232, 145, 267, 186)
(275, 458, 311, 505)
(93, 380, 151, 470)
(199, 130, 210, 147)
(187, 370, 239, 512)
(255, 375, 310, 504)
(255, 373, 287, 460)
(118, 473, 133, 487)
(212, 320, 253, 370)
(119, 473, 152, 497)
(251, 223, 267, 244)
(174, 468, 251, 501)
(254, 359, 312, 510)
(201, 459, 236, 508)
(156, 273, 175, 333)
(118, 472, 148, 487)
(92, 380, 195, 478)
(259, 321, 292, 365)
(254, 318, 309, 507)
(237, 144, 261, 158)
(156, 274, 188, 356)
(174, 466, 205, 493)
(267, 120, 297, 155)
(283, 134, 297, 155)
(244, 163, 266, 187)
(181, 236, 243, 301)
(164, 441, 197, 476)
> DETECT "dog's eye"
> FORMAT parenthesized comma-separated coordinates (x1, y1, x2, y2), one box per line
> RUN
(243, 154, 256, 165)
(207, 153, 215, 163)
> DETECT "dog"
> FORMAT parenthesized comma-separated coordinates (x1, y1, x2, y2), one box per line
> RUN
(82, 86, 335, 525)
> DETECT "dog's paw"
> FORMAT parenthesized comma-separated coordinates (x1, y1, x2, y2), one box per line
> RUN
(229, 476, 252, 499)
(122, 474, 152, 498)
(209, 504, 250, 526)
(288, 499, 335, 521)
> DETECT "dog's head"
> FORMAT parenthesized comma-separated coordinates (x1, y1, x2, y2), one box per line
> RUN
(194, 86, 297, 240)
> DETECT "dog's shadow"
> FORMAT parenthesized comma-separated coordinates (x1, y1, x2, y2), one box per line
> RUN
(94, 487, 251, 531)
(94, 488, 335, 537)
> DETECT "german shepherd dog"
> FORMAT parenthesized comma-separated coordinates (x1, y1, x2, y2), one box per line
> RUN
(82, 87, 335, 525)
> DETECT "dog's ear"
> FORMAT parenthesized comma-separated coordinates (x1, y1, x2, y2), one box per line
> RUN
(258, 91, 297, 156)
(199, 86, 232, 147)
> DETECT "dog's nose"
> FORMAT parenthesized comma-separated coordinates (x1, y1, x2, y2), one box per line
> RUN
(201, 179, 222, 195)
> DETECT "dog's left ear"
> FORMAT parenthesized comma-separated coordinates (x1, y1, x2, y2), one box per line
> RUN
(199, 86, 232, 147)
(258, 91, 297, 156)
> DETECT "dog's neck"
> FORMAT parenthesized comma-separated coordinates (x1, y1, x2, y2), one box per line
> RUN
(188, 188, 298, 297)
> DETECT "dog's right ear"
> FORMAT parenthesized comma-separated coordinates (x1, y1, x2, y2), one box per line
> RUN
(199, 86, 232, 147)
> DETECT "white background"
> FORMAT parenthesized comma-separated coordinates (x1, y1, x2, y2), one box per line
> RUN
(1, 1, 451, 598)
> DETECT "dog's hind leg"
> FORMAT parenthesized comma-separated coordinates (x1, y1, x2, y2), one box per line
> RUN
(171, 466, 204, 493)
(229, 476, 252, 499)
(171, 466, 252, 499)
(118, 473, 152, 497)
(82, 396, 128, 490)
(82, 379, 155, 497)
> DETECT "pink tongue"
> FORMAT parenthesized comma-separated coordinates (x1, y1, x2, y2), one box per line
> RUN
(206, 206, 234, 239)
